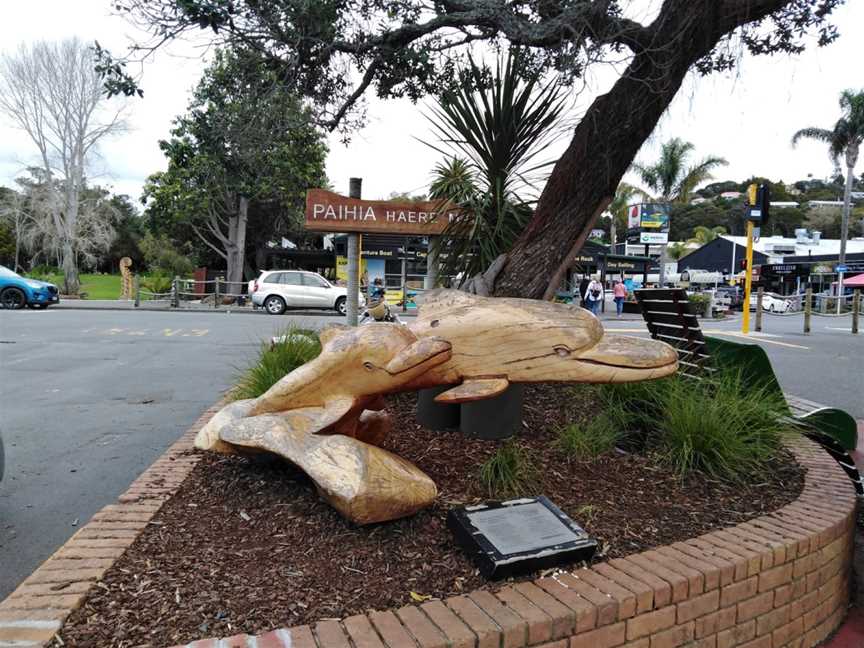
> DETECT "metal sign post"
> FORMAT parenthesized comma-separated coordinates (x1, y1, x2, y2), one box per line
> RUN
(741, 183, 769, 335)
(741, 220, 755, 334)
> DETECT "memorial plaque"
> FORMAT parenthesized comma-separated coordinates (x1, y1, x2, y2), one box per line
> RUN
(447, 496, 597, 579)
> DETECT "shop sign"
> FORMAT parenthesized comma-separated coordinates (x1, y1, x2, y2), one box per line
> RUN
(626, 203, 671, 244)
(306, 189, 463, 235)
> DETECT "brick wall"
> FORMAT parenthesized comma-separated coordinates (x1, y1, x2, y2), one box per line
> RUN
(175, 437, 857, 648)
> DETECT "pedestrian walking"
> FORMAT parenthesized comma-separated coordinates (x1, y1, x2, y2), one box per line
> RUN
(584, 276, 604, 316)
(579, 275, 590, 308)
(613, 278, 628, 318)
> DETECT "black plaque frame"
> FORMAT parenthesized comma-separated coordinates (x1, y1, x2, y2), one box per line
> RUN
(447, 496, 597, 579)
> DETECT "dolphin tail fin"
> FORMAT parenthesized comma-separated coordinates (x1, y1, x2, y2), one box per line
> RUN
(434, 377, 510, 403)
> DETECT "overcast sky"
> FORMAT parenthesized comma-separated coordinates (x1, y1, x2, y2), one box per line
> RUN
(0, 1, 861, 205)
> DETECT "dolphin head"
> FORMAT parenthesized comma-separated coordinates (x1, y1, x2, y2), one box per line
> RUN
(251, 323, 452, 415)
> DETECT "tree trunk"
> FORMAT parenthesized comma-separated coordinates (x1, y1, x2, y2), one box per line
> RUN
(840, 148, 858, 266)
(492, 0, 786, 298)
(61, 240, 79, 295)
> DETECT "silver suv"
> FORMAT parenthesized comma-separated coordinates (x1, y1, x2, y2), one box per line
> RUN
(251, 270, 365, 315)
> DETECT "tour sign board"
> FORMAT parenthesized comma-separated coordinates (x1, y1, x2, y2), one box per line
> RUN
(305, 188, 462, 236)
(447, 496, 597, 579)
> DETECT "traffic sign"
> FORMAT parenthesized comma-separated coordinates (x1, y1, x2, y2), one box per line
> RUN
(836, 264, 848, 273)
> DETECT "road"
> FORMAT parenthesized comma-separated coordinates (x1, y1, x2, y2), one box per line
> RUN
(0, 305, 861, 599)
(0, 307, 337, 599)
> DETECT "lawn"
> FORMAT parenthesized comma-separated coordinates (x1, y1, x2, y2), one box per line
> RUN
(34, 273, 122, 299)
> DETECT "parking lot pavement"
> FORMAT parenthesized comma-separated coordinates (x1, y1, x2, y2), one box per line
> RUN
(0, 308, 337, 599)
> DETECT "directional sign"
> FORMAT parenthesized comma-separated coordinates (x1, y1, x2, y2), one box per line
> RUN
(836, 264, 848, 273)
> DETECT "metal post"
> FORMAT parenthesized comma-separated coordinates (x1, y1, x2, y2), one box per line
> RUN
(346, 177, 362, 326)
(643, 244, 649, 286)
(424, 235, 439, 290)
(804, 286, 812, 334)
(133, 274, 140, 308)
(837, 271, 845, 315)
(755, 287, 763, 332)
(172, 276, 179, 308)
(741, 221, 755, 334)
(853, 289, 860, 335)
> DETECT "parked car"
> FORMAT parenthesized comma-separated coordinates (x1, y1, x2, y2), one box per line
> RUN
(749, 292, 792, 313)
(251, 270, 365, 315)
(0, 265, 60, 309)
(714, 285, 744, 309)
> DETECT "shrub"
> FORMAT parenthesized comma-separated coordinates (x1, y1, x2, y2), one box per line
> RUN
(557, 412, 623, 459)
(142, 270, 174, 295)
(478, 440, 537, 498)
(648, 370, 790, 480)
(596, 368, 791, 481)
(233, 328, 321, 400)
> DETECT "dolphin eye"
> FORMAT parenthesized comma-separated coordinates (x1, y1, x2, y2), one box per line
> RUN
(363, 362, 375, 371)
(554, 346, 571, 357)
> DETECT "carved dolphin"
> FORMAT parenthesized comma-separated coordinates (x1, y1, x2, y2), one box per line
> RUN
(194, 290, 677, 525)
(404, 290, 679, 402)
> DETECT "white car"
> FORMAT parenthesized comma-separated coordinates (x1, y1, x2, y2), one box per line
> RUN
(251, 270, 364, 315)
(749, 293, 792, 313)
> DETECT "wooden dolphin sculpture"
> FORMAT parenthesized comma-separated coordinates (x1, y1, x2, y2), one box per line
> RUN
(196, 290, 678, 525)
(405, 290, 679, 402)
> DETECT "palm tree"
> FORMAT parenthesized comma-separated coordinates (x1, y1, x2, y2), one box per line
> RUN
(792, 89, 864, 298)
(633, 138, 728, 204)
(666, 241, 688, 260)
(429, 157, 478, 204)
(424, 54, 567, 284)
(607, 182, 648, 247)
(687, 225, 727, 246)
(633, 139, 727, 285)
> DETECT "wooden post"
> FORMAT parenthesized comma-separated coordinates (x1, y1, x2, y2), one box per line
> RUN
(346, 178, 362, 326)
(804, 286, 812, 334)
(133, 274, 140, 308)
(214, 277, 221, 308)
(853, 289, 860, 335)
(401, 240, 408, 313)
(755, 287, 763, 332)
(424, 236, 439, 290)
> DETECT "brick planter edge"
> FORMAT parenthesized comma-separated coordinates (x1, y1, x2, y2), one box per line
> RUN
(0, 411, 855, 648)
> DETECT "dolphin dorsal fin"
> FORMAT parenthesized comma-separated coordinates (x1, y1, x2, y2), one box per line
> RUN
(418, 289, 482, 321)
(434, 377, 510, 404)
(319, 324, 350, 346)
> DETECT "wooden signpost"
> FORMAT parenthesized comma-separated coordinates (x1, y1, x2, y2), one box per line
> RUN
(305, 188, 461, 236)
(305, 185, 464, 324)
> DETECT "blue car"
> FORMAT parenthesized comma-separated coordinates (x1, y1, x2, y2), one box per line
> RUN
(0, 265, 60, 309)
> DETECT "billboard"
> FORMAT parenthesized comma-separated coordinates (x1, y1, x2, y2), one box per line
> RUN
(626, 203, 671, 245)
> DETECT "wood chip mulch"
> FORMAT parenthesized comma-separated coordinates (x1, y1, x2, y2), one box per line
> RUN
(56, 385, 804, 648)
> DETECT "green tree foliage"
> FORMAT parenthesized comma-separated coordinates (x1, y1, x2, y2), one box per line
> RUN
(101, 0, 842, 299)
(687, 225, 727, 245)
(143, 48, 327, 284)
(634, 138, 728, 204)
(424, 54, 566, 283)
